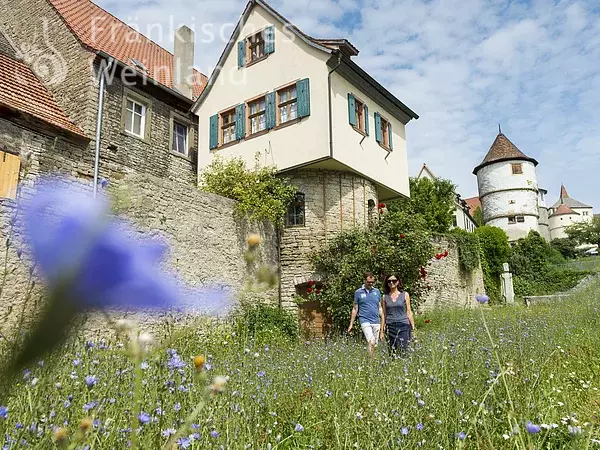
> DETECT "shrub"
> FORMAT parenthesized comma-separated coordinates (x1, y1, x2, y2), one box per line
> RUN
(474, 226, 510, 303)
(199, 156, 297, 225)
(550, 237, 580, 260)
(234, 303, 299, 344)
(312, 211, 433, 330)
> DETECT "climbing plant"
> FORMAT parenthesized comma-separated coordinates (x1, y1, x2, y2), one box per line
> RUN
(198, 156, 297, 225)
(450, 229, 481, 271)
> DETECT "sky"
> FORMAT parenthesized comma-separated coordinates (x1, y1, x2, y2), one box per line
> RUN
(96, 0, 600, 209)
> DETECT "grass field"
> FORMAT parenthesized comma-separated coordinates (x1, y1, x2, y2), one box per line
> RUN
(0, 281, 599, 449)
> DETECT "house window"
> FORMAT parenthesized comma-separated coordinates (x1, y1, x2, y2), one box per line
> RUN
(517, 216, 525, 223)
(286, 192, 305, 227)
(248, 97, 267, 134)
(172, 121, 188, 155)
(452, 215, 458, 227)
(511, 163, 523, 174)
(381, 116, 390, 147)
(248, 31, 265, 63)
(278, 85, 297, 124)
(221, 108, 236, 144)
(508, 216, 516, 224)
(124, 99, 146, 138)
(354, 98, 366, 133)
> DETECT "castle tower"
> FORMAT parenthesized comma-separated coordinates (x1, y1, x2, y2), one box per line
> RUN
(473, 132, 540, 242)
(548, 184, 593, 240)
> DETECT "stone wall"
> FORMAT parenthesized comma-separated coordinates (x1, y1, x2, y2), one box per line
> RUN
(0, 173, 278, 337)
(418, 236, 484, 311)
(279, 169, 378, 308)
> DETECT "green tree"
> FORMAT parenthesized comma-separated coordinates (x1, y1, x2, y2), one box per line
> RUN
(312, 211, 433, 330)
(472, 206, 484, 227)
(388, 177, 456, 233)
(474, 226, 510, 303)
(199, 156, 296, 225)
(565, 216, 600, 249)
(550, 237, 580, 260)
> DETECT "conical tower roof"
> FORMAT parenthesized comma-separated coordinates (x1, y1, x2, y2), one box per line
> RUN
(473, 132, 538, 174)
(549, 203, 579, 217)
(550, 184, 591, 209)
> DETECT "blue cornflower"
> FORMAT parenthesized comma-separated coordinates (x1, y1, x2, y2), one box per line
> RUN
(82, 401, 97, 412)
(455, 389, 462, 396)
(162, 428, 176, 437)
(526, 422, 541, 434)
(457, 432, 466, 440)
(174, 403, 181, 412)
(210, 430, 220, 438)
(140, 362, 149, 370)
(476, 294, 489, 304)
(23, 369, 31, 380)
(258, 371, 265, 378)
(177, 437, 191, 448)
(73, 359, 81, 367)
(85, 341, 95, 350)
(99, 178, 109, 189)
(401, 427, 409, 435)
(417, 399, 425, 407)
(167, 351, 186, 370)
(138, 412, 151, 425)
(416, 423, 424, 431)
(0, 406, 7, 419)
(295, 424, 304, 432)
(85, 375, 97, 388)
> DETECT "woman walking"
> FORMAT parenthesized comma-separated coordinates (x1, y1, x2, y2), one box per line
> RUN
(380, 274, 415, 354)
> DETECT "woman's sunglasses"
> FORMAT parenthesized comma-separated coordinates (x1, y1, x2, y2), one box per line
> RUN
(387, 279, 398, 284)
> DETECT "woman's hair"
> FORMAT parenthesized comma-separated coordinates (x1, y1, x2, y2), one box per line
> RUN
(383, 273, 404, 295)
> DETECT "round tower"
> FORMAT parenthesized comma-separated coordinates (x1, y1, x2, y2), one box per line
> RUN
(473, 131, 540, 242)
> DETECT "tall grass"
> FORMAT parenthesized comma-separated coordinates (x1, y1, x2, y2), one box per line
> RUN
(0, 283, 599, 449)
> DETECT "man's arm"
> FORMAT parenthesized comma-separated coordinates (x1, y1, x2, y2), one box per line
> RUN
(348, 303, 359, 332)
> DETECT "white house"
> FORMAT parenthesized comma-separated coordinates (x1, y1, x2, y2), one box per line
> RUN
(417, 163, 477, 232)
(473, 131, 546, 242)
(548, 184, 593, 240)
(192, 0, 418, 310)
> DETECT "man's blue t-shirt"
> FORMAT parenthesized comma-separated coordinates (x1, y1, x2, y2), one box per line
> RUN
(354, 285, 381, 324)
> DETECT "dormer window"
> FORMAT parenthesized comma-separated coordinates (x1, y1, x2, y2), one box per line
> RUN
(248, 32, 265, 62)
(238, 26, 275, 68)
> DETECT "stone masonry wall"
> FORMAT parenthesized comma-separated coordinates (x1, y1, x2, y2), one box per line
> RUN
(0, 172, 278, 337)
(419, 236, 484, 311)
(279, 169, 378, 308)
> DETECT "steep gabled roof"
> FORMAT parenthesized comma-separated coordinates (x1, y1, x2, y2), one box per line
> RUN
(464, 196, 481, 213)
(192, 0, 418, 122)
(473, 132, 538, 174)
(549, 203, 579, 217)
(417, 163, 436, 180)
(47, 0, 207, 99)
(0, 53, 85, 137)
(550, 184, 592, 209)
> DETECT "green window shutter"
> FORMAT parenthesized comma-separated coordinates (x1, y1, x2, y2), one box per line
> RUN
(297, 78, 310, 118)
(374, 112, 382, 143)
(347, 93, 356, 126)
(364, 104, 369, 135)
(388, 121, 393, 150)
(209, 114, 218, 149)
(235, 104, 245, 140)
(237, 40, 246, 68)
(266, 91, 276, 129)
(264, 26, 275, 54)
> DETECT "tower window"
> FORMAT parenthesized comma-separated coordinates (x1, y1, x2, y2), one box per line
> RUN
(511, 163, 523, 175)
(516, 216, 525, 223)
(367, 199, 376, 226)
(508, 216, 516, 224)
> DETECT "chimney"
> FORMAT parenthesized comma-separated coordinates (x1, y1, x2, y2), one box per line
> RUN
(174, 25, 195, 99)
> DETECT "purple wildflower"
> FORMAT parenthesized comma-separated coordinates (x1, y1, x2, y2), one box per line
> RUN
(210, 430, 220, 439)
(416, 423, 424, 431)
(295, 424, 304, 432)
(85, 375, 97, 388)
(258, 371, 265, 378)
(401, 427, 409, 435)
(526, 422, 541, 434)
(417, 399, 425, 407)
(457, 432, 466, 440)
(82, 401, 96, 412)
(177, 437, 191, 448)
(455, 389, 462, 396)
(161, 428, 176, 437)
(138, 412, 151, 425)
(0, 406, 7, 419)
(99, 178, 109, 189)
(476, 294, 489, 304)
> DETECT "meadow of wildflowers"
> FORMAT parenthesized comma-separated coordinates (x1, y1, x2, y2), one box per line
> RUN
(0, 282, 599, 449)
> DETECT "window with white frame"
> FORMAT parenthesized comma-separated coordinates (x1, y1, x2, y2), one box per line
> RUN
(172, 121, 188, 155)
(124, 98, 146, 137)
(278, 85, 297, 124)
(248, 97, 266, 134)
(221, 108, 236, 144)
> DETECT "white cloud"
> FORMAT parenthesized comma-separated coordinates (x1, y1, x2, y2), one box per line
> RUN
(96, 0, 600, 209)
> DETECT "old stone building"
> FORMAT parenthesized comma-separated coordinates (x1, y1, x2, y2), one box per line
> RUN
(0, 0, 204, 191)
(548, 184, 594, 240)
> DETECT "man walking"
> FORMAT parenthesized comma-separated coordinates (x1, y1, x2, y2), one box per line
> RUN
(348, 272, 383, 354)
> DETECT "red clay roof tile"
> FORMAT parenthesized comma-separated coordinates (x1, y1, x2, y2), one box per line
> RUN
(0, 53, 85, 137)
(464, 196, 481, 213)
(47, 0, 207, 99)
(473, 133, 538, 174)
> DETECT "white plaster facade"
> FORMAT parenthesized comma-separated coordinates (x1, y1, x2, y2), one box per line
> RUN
(193, 0, 416, 201)
(476, 160, 540, 242)
(548, 206, 593, 240)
